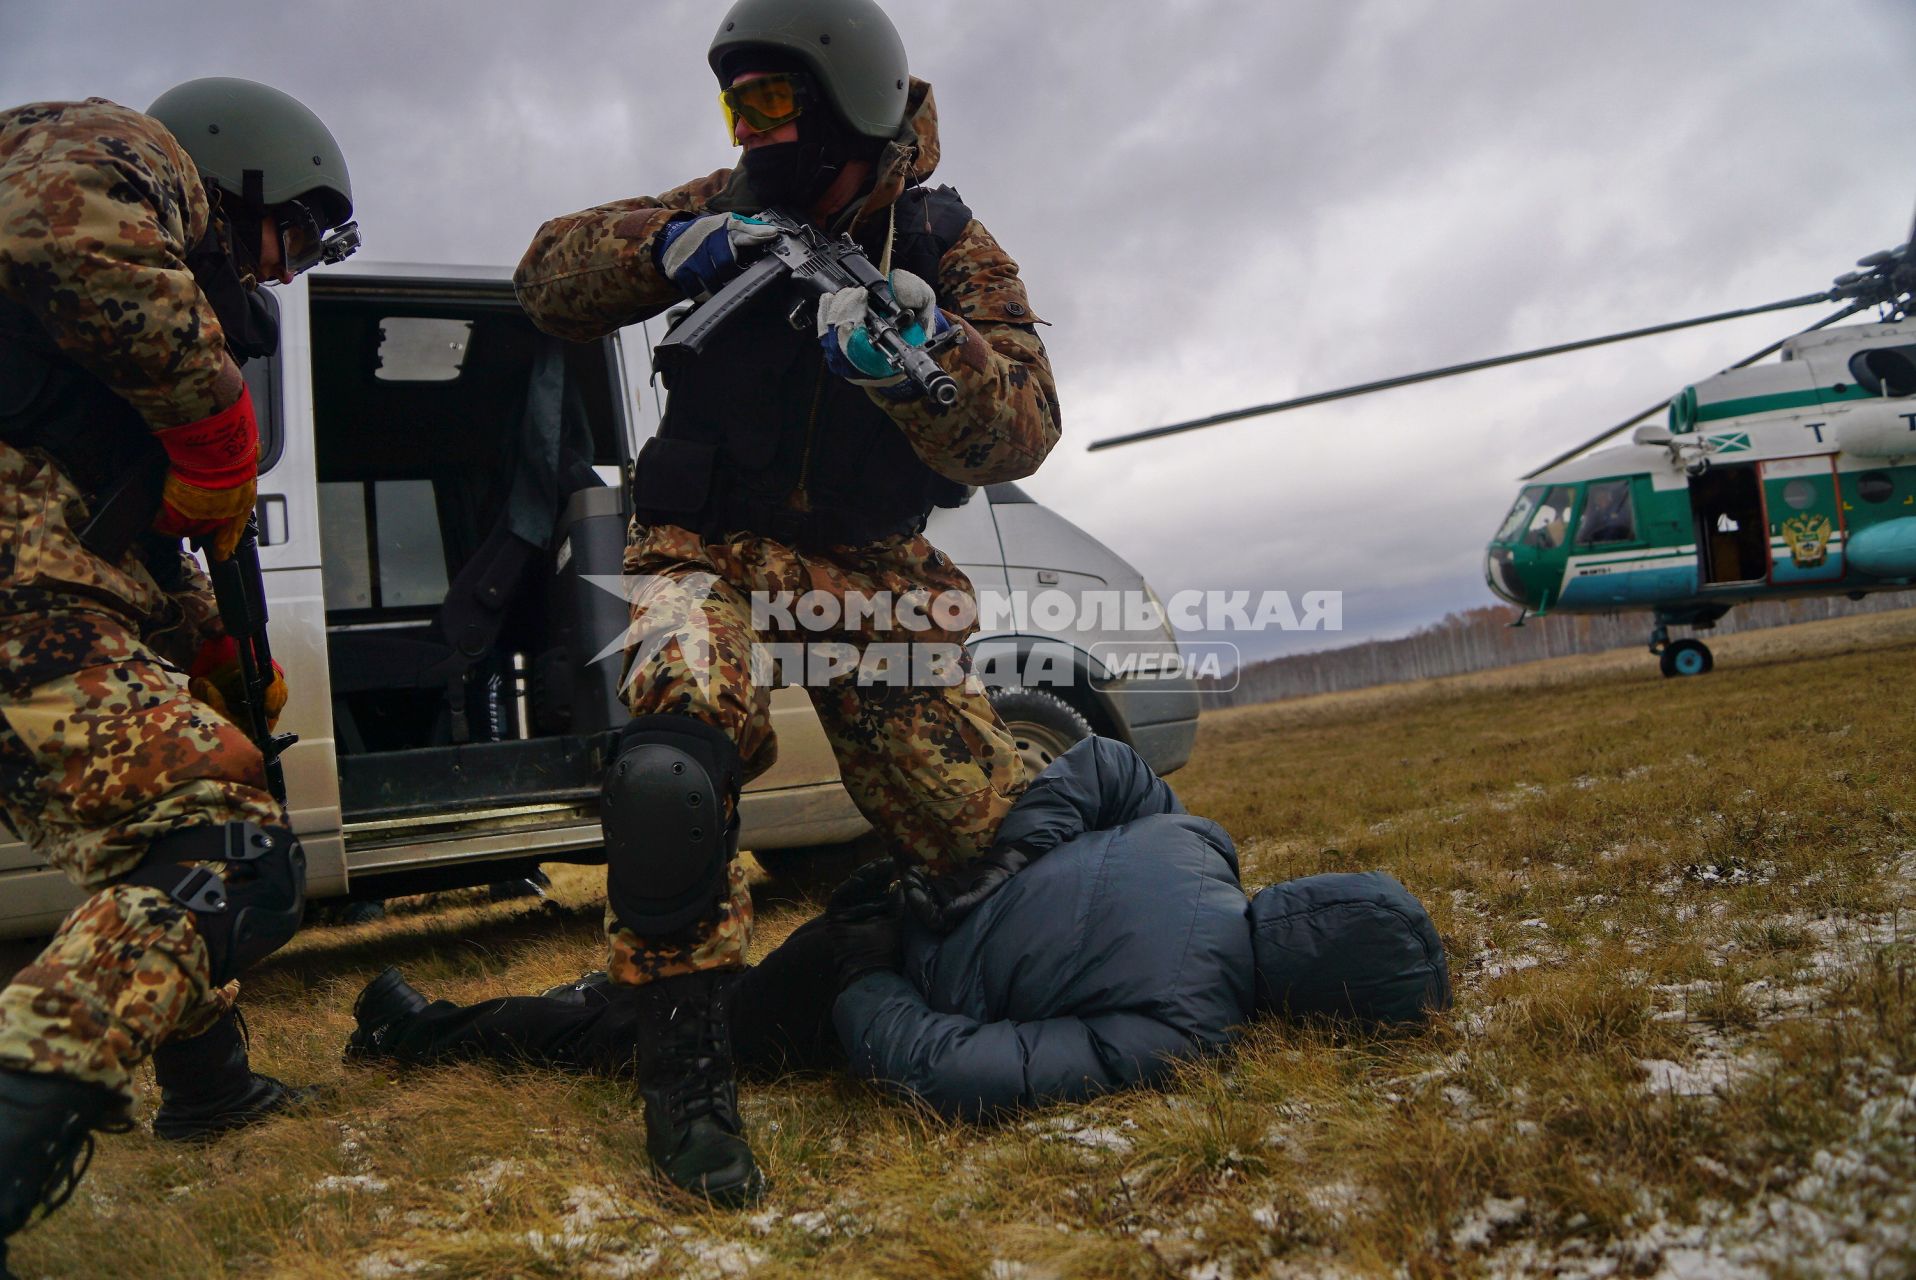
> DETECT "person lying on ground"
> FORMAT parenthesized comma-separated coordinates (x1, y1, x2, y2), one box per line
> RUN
(346, 738, 1451, 1120)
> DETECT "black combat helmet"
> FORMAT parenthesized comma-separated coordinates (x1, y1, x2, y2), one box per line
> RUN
(709, 0, 909, 141)
(146, 77, 353, 232)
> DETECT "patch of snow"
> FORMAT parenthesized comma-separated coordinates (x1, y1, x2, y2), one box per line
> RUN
(314, 1175, 389, 1195)
(787, 1209, 833, 1238)
(589, 1247, 666, 1279)
(1638, 1052, 1761, 1099)
(560, 1183, 631, 1233)
(677, 1236, 767, 1278)
(1452, 1195, 1528, 1249)
(1304, 1180, 1366, 1223)
(1479, 952, 1541, 980)
(1025, 1114, 1138, 1155)
(526, 1229, 597, 1259)
(463, 1158, 526, 1199)
(356, 1253, 429, 1278)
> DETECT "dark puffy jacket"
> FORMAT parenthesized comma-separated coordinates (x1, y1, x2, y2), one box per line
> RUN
(834, 737, 1249, 1118)
(833, 737, 1448, 1119)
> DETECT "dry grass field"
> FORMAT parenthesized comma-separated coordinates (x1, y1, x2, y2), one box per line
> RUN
(7, 610, 1915, 1278)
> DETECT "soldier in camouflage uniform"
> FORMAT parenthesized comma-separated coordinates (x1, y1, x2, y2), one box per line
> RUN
(0, 81, 356, 1265)
(512, 0, 1060, 1205)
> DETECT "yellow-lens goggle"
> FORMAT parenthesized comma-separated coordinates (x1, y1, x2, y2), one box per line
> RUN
(720, 72, 807, 143)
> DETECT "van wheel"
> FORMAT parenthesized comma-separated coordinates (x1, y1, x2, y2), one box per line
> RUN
(989, 687, 1094, 780)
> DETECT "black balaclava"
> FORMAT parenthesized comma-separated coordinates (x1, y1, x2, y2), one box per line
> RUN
(724, 51, 880, 214)
(186, 199, 278, 362)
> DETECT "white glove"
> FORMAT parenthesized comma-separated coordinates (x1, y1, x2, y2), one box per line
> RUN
(816, 269, 947, 388)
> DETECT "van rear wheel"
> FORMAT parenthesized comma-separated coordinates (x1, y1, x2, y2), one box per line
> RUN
(989, 687, 1094, 781)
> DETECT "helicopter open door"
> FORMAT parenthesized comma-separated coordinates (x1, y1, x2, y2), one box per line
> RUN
(1759, 456, 1846, 584)
(1690, 464, 1770, 586)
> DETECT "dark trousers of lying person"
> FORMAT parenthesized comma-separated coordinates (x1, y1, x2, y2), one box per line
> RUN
(369, 917, 845, 1081)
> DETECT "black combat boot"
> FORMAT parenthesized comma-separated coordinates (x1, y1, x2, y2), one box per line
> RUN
(150, 1011, 312, 1141)
(629, 969, 764, 1207)
(344, 966, 431, 1060)
(0, 1067, 131, 1273)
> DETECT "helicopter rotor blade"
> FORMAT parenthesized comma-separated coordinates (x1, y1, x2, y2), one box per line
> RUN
(1086, 290, 1837, 452)
(1517, 299, 1875, 478)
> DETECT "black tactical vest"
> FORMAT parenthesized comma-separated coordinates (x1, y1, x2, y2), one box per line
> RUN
(0, 295, 156, 497)
(632, 184, 974, 549)
(0, 218, 263, 498)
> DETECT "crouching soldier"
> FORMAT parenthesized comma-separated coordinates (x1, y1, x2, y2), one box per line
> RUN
(510, 0, 1061, 1204)
(347, 738, 1452, 1121)
(0, 79, 357, 1265)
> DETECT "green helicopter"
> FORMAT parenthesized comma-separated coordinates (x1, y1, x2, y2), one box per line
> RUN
(1091, 208, 1916, 677)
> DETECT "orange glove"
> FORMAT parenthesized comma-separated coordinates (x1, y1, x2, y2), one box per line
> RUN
(189, 634, 288, 731)
(151, 384, 260, 561)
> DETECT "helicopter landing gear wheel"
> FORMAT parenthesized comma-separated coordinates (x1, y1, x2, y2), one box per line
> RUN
(1659, 638, 1713, 678)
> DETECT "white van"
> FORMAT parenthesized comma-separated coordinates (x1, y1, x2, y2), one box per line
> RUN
(0, 263, 1197, 938)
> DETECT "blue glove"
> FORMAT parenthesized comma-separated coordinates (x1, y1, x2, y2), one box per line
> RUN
(816, 269, 949, 396)
(656, 212, 779, 301)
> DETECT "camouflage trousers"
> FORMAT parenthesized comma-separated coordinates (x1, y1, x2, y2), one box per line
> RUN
(0, 443, 280, 1100)
(606, 522, 1026, 986)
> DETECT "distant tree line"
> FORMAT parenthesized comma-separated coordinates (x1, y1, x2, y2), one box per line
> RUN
(1198, 591, 1916, 708)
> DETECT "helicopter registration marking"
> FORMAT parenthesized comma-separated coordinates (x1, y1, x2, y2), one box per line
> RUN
(1563, 548, 1697, 579)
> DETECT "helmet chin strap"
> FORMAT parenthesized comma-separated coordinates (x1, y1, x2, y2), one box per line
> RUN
(190, 186, 278, 361)
(210, 178, 269, 284)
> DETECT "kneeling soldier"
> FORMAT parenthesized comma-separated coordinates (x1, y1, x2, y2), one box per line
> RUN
(513, 0, 1061, 1204)
(0, 78, 357, 1265)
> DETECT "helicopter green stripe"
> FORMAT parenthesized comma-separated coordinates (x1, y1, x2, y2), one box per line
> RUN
(1692, 383, 1876, 423)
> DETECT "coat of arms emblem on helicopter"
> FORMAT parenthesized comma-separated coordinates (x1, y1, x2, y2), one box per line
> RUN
(1781, 513, 1834, 569)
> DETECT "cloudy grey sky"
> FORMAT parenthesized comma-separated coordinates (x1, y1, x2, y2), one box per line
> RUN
(8, 1, 1914, 662)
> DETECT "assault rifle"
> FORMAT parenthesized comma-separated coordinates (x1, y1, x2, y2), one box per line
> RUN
(205, 516, 297, 804)
(80, 460, 296, 801)
(653, 209, 963, 405)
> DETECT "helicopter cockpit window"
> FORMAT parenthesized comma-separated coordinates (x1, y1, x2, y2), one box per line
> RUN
(1575, 480, 1636, 545)
(1523, 486, 1576, 550)
(1495, 488, 1542, 543)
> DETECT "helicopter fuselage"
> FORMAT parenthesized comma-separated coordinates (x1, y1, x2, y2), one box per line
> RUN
(1484, 319, 1916, 639)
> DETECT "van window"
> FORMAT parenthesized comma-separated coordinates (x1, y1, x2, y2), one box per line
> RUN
(318, 482, 372, 611)
(1523, 486, 1576, 550)
(246, 289, 282, 469)
(1575, 480, 1636, 545)
(376, 480, 451, 607)
(317, 479, 449, 613)
(376, 318, 473, 382)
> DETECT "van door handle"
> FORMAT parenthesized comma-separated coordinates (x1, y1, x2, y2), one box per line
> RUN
(256, 494, 289, 547)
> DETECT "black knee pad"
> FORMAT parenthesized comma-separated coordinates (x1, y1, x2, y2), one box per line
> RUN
(124, 822, 307, 986)
(602, 715, 742, 937)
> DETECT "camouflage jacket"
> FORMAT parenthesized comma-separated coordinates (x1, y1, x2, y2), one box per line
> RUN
(514, 79, 1060, 487)
(0, 99, 237, 654)
(0, 98, 246, 430)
